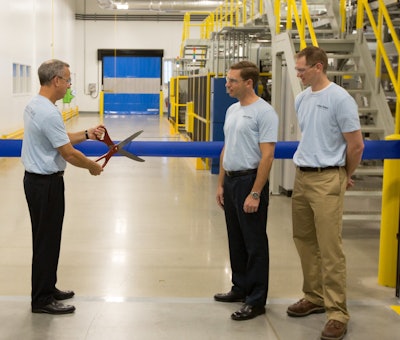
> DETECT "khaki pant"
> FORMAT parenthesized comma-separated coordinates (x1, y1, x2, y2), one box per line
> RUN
(292, 167, 349, 324)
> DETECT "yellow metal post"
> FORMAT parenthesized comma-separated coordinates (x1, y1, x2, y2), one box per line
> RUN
(378, 134, 400, 287)
(159, 90, 164, 118)
(99, 91, 104, 125)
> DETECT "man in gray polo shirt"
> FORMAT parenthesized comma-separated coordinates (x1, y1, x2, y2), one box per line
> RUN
(214, 61, 278, 321)
(22, 59, 104, 314)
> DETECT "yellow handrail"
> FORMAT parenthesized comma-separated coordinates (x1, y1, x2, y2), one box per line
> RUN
(1, 128, 24, 139)
(277, 0, 318, 49)
(180, 0, 399, 133)
(1, 106, 80, 140)
(356, 0, 400, 134)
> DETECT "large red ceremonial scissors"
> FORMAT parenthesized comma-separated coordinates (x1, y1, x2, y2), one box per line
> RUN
(95, 128, 145, 168)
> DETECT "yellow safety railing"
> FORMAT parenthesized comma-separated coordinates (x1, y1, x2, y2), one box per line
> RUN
(275, 0, 318, 49)
(356, 0, 400, 134)
(61, 106, 79, 121)
(169, 76, 189, 135)
(180, 11, 214, 57)
(180, 0, 264, 55)
(339, 0, 347, 34)
(183, 0, 344, 55)
(99, 91, 104, 124)
(1, 106, 80, 139)
(1, 128, 24, 139)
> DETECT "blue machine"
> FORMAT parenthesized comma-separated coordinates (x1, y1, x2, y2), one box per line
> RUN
(210, 77, 237, 174)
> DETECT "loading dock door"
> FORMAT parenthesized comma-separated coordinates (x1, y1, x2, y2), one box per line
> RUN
(102, 55, 161, 115)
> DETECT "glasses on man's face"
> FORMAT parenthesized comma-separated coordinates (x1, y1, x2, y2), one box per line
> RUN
(57, 76, 72, 84)
(225, 77, 242, 84)
(295, 63, 318, 74)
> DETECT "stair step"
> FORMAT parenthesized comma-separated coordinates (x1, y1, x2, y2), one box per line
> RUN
(354, 167, 383, 176)
(345, 190, 381, 197)
(358, 107, 378, 113)
(327, 70, 365, 76)
(326, 53, 359, 59)
(343, 213, 381, 221)
(311, 29, 337, 34)
(310, 15, 335, 19)
(346, 89, 371, 95)
(296, 38, 357, 53)
(361, 126, 385, 134)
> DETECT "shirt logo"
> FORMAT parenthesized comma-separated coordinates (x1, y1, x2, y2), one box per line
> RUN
(317, 104, 328, 110)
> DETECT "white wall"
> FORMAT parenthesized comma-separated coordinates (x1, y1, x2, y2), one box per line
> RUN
(0, 0, 184, 135)
(74, 19, 183, 112)
(0, 0, 76, 136)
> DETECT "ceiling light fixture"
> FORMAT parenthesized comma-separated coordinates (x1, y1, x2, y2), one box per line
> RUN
(114, 1, 129, 9)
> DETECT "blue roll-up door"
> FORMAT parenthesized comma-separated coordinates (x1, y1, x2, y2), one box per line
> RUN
(103, 56, 161, 115)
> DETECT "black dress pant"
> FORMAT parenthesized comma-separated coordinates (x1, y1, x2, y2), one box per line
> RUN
(223, 173, 269, 307)
(23, 172, 65, 308)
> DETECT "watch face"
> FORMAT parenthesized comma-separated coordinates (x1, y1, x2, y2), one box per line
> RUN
(251, 192, 260, 199)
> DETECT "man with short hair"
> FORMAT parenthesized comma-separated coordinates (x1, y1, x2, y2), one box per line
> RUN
(214, 61, 278, 321)
(287, 46, 364, 340)
(22, 59, 104, 314)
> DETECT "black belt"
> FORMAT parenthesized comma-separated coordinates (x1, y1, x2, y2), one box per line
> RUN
(25, 171, 64, 177)
(225, 168, 257, 177)
(298, 166, 340, 172)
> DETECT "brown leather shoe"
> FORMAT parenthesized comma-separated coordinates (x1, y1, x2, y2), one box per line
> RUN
(287, 298, 325, 317)
(214, 290, 245, 303)
(321, 319, 347, 340)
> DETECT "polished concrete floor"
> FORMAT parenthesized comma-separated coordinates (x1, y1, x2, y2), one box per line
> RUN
(0, 113, 399, 340)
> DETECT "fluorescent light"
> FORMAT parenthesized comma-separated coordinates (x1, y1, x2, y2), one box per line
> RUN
(114, 1, 129, 9)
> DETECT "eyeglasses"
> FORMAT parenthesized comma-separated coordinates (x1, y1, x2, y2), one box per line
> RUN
(295, 63, 319, 74)
(225, 77, 242, 84)
(57, 76, 72, 84)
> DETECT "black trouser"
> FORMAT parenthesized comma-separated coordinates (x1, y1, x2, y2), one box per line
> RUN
(223, 173, 269, 307)
(23, 171, 65, 308)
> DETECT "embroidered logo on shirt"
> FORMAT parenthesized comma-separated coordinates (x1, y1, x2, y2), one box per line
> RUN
(317, 104, 328, 110)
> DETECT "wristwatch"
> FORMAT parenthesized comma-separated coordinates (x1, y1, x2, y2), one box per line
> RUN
(250, 191, 260, 199)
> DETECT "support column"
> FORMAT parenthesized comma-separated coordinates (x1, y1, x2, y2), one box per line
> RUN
(378, 134, 400, 287)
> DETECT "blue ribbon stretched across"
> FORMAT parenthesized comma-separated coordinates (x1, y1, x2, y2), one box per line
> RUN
(1, 139, 400, 159)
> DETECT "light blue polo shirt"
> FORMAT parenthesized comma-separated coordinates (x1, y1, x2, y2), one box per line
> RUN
(223, 98, 278, 171)
(293, 82, 361, 167)
(21, 95, 70, 174)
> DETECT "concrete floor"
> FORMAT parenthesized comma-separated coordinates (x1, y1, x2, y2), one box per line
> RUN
(0, 113, 399, 340)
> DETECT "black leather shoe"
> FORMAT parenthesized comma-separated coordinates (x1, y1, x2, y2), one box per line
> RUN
(214, 290, 245, 303)
(231, 304, 266, 321)
(53, 288, 75, 300)
(32, 301, 75, 314)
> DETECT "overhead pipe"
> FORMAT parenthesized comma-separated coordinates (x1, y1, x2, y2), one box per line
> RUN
(97, 0, 223, 12)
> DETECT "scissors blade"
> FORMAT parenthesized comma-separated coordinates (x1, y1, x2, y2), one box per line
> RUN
(118, 148, 145, 162)
(116, 130, 144, 149)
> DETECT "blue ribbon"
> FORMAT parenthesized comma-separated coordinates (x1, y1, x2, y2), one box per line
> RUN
(1, 139, 400, 159)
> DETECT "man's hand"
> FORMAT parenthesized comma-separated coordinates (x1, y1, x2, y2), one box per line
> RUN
(89, 161, 103, 176)
(243, 194, 259, 213)
(216, 186, 224, 209)
(87, 125, 106, 140)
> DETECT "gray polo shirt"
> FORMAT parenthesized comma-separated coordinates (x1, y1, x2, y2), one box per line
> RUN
(293, 82, 361, 167)
(21, 95, 70, 174)
(223, 98, 278, 171)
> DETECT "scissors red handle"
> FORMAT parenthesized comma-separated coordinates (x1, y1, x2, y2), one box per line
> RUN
(95, 128, 118, 168)
(95, 128, 144, 168)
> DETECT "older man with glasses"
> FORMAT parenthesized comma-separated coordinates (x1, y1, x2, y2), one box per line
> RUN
(22, 59, 104, 314)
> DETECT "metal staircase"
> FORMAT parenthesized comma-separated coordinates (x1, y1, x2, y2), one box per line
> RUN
(268, 0, 397, 221)
(181, 39, 210, 70)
